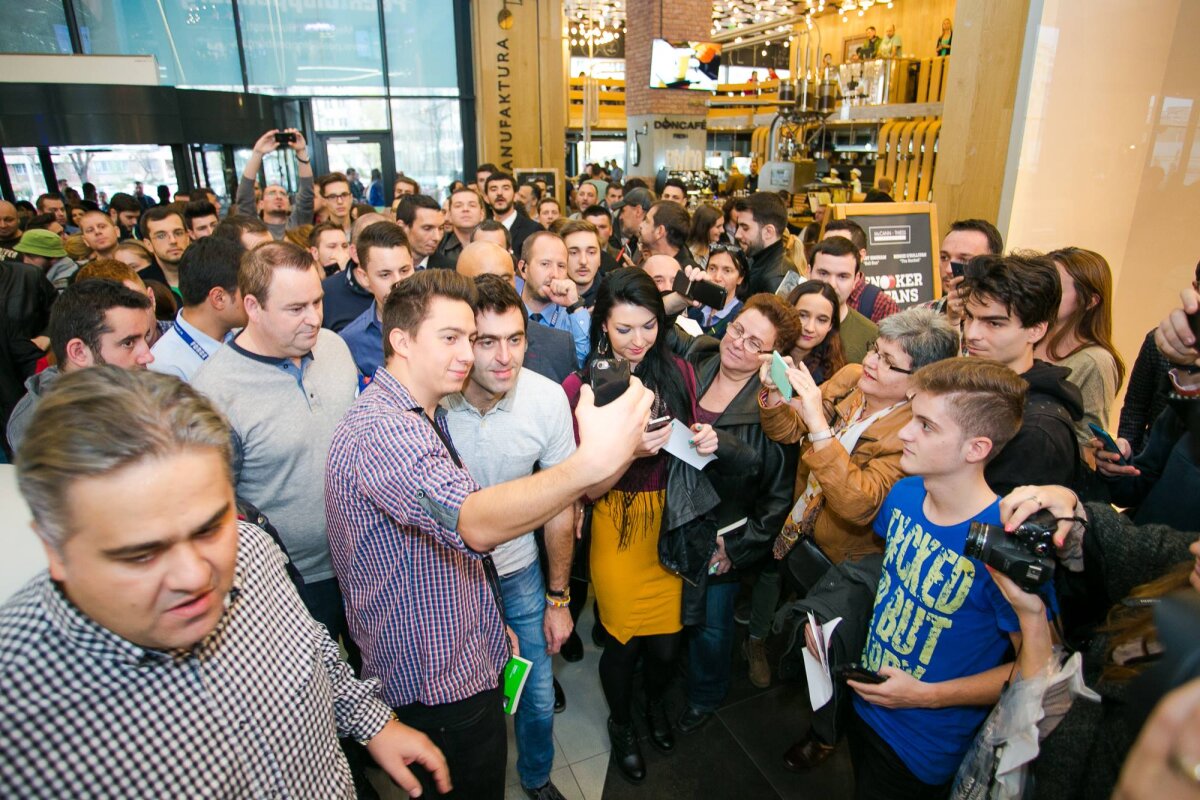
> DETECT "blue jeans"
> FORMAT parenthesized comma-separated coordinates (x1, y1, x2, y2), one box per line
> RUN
(499, 560, 556, 790)
(686, 580, 740, 712)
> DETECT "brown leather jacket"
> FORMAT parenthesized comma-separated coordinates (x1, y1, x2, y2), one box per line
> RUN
(759, 364, 911, 563)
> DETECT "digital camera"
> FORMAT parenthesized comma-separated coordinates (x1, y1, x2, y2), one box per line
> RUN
(963, 509, 1058, 593)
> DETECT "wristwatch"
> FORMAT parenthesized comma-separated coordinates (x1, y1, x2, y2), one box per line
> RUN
(808, 428, 835, 443)
(565, 302, 583, 314)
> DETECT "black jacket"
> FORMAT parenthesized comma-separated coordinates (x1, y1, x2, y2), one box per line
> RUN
(745, 239, 794, 295)
(429, 231, 466, 270)
(525, 323, 576, 384)
(691, 346, 798, 573)
(0, 260, 56, 338)
(508, 211, 543, 259)
(986, 360, 1085, 495)
(1101, 403, 1200, 531)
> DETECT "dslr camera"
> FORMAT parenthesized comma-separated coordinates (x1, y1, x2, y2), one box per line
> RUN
(964, 510, 1058, 593)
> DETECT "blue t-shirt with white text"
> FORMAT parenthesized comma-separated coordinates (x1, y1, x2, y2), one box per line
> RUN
(853, 477, 1030, 786)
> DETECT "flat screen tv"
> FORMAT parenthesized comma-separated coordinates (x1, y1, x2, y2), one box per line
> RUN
(649, 39, 721, 91)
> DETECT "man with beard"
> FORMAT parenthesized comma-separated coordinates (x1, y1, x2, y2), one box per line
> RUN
(139, 206, 190, 293)
(235, 130, 315, 241)
(518, 231, 590, 367)
(485, 172, 542, 256)
(0, 200, 21, 261)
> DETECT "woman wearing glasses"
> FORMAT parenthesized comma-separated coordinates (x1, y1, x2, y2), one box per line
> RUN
(677, 294, 804, 733)
(756, 306, 960, 769)
(686, 243, 748, 339)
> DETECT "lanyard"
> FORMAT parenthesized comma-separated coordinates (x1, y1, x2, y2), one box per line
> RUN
(173, 321, 210, 361)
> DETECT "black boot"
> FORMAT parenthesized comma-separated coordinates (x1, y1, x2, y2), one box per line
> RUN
(645, 695, 675, 753)
(607, 717, 646, 783)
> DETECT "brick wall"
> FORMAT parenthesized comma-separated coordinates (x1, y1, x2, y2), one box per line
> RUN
(625, 0, 712, 117)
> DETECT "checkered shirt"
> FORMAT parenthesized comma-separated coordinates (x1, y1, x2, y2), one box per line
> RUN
(325, 366, 509, 708)
(0, 522, 392, 798)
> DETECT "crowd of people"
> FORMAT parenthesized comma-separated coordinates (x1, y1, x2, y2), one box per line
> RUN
(1, 128, 1199, 800)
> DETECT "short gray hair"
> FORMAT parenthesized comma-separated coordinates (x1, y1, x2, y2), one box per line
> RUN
(877, 306, 960, 369)
(16, 367, 233, 548)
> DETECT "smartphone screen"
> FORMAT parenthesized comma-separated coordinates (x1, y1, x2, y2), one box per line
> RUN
(770, 351, 793, 402)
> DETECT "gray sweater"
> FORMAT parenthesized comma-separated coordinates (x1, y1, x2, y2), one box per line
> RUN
(192, 330, 357, 582)
(235, 175, 315, 240)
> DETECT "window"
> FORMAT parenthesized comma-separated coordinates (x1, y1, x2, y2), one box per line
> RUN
(383, 0, 459, 96)
(3, 148, 48, 203)
(312, 98, 389, 132)
(0, 1, 71, 55)
(49, 145, 178, 200)
(71, 0, 242, 89)
(391, 99, 463, 201)
(239, 4, 385, 95)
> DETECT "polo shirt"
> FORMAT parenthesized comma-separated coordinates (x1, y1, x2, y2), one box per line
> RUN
(149, 311, 228, 383)
(192, 329, 357, 583)
(443, 368, 575, 577)
(339, 303, 383, 387)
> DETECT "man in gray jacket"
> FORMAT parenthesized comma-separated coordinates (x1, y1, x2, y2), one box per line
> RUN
(234, 129, 315, 240)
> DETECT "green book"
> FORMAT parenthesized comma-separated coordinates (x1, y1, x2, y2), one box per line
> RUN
(501, 655, 533, 716)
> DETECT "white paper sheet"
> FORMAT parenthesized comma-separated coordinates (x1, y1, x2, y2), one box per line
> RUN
(662, 419, 717, 469)
(802, 612, 843, 711)
(674, 316, 703, 337)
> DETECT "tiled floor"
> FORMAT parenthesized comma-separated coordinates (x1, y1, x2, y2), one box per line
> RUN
(368, 596, 856, 799)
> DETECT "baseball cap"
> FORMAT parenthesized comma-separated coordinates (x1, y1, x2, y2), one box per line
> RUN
(13, 229, 67, 259)
(611, 187, 654, 212)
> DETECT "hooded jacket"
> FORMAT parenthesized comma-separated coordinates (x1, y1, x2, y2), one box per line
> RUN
(986, 359, 1085, 495)
(745, 239, 796, 296)
(6, 365, 60, 453)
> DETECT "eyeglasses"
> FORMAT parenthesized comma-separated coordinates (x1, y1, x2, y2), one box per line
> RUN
(151, 229, 187, 242)
(726, 321, 766, 355)
(866, 341, 913, 374)
(323, 192, 352, 202)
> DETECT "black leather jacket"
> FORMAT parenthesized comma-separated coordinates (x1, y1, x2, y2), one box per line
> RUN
(689, 341, 798, 579)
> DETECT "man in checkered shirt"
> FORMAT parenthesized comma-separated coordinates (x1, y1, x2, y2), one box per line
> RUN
(0, 367, 450, 798)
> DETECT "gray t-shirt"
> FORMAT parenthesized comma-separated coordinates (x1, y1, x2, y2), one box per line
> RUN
(235, 175, 315, 240)
(442, 368, 576, 577)
(192, 329, 357, 582)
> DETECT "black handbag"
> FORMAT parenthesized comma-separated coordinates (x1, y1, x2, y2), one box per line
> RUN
(784, 535, 835, 594)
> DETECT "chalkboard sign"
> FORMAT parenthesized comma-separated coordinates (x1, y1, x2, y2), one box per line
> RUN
(825, 202, 941, 309)
(515, 168, 561, 205)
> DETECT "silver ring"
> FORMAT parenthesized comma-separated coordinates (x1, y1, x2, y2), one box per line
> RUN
(1171, 752, 1200, 785)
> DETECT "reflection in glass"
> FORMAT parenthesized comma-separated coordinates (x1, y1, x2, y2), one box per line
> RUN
(239, 3, 384, 95)
(0, 0, 71, 55)
(391, 99, 463, 202)
(3, 148, 48, 203)
(383, 0, 459, 95)
(49, 145, 178, 200)
(71, 0, 242, 89)
(312, 98, 389, 132)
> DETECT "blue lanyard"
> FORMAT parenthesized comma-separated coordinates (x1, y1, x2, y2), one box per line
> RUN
(173, 321, 210, 361)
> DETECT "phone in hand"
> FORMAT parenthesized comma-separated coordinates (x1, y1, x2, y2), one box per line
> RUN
(1088, 422, 1130, 466)
(672, 270, 728, 310)
(770, 351, 793, 402)
(950, 261, 966, 279)
(835, 662, 888, 684)
(274, 131, 297, 145)
(1188, 310, 1200, 342)
(646, 415, 672, 432)
(589, 359, 630, 407)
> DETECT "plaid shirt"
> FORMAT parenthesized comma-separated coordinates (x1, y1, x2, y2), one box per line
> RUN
(325, 366, 509, 708)
(848, 272, 901, 322)
(0, 522, 392, 798)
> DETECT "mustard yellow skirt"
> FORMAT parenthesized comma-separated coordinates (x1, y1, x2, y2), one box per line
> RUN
(589, 489, 682, 645)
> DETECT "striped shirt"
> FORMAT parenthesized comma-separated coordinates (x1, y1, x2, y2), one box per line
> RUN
(325, 366, 509, 707)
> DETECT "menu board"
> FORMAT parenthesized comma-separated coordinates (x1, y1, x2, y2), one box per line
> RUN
(825, 202, 941, 309)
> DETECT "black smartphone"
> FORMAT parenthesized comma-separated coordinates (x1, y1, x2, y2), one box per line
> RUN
(950, 261, 966, 279)
(672, 270, 728, 310)
(1088, 422, 1130, 466)
(274, 131, 297, 145)
(589, 359, 630, 407)
(646, 415, 672, 432)
(835, 662, 888, 684)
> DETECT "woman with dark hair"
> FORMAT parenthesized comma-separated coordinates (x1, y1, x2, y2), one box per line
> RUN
(687, 243, 747, 339)
(787, 280, 846, 384)
(562, 268, 715, 783)
(1038, 247, 1126, 452)
(687, 203, 725, 267)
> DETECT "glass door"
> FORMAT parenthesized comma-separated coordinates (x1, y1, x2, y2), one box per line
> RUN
(315, 132, 395, 209)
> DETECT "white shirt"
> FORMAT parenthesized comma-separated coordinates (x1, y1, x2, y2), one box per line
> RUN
(496, 208, 517, 230)
(149, 311, 226, 383)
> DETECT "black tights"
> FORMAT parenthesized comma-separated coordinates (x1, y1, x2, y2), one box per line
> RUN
(599, 631, 682, 725)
